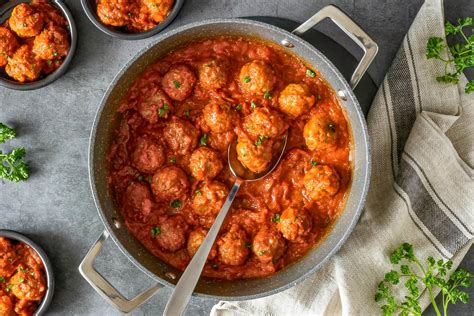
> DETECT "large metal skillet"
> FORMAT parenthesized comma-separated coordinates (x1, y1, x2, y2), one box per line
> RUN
(79, 5, 377, 313)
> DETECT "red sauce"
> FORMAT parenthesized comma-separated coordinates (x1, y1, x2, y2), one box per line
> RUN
(108, 36, 351, 280)
(0, 237, 47, 316)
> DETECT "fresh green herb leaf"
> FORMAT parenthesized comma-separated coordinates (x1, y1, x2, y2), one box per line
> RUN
(150, 226, 161, 237)
(200, 133, 208, 146)
(127, 12, 133, 17)
(271, 213, 281, 222)
(245, 242, 252, 248)
(235, 104, 242, 111)
(184, 109, 190, 117)
(0, 123, 16, 144)
(195, 190, 202, 196)
(172, 80, 181, 88)
(317, 95, 322, 100)
(147, 175, 153, 183)
(47, 60, 52, 66)
(170, 199, 182, 208)
(169, 156, 176, 164)
(306, 69, 316, 77)
(5, 284, 12, 292)
(311, 159, 318, 167)
(0, 277, 4, 282)
(53, 51, 59, 57)
(255, 135, 268, 147)
(0, 147, 30, 182)
(22, 23, 27, 27)
(18, 277, 24, 283)
(250, 101, 257, 109)
(376, 243, 473, 316)
(258, 250, 267, 256)
(158, 103, 169, 117)
(263, 91, 272, 100)
(243, 76, 251, 83)
(137, 175, 144, 181)
(211, 263, 219, 270)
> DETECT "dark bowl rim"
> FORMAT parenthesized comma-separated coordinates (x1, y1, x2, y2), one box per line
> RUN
(80, 0, 185, 40)
(0, 229, 55, 315)
(0, 0, 78, 91)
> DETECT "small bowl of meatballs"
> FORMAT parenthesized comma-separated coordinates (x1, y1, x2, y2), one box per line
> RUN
(0, 0, 77, 90)
(81, 0, 185, 40)
(0, 230, 54, 315)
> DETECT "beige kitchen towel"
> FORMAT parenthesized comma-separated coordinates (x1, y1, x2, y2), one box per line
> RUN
(211, 0, 474, 314)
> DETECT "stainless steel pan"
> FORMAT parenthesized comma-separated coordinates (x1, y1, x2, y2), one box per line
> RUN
(79, 5, 377, 313)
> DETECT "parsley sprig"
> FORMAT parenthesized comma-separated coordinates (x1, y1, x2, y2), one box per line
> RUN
(375, 243, 473, 316)
(426, 17, 474, 93)
(0, 123, 29, 182)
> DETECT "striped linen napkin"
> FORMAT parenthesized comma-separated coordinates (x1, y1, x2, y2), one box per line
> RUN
(211, 0, 474, 314)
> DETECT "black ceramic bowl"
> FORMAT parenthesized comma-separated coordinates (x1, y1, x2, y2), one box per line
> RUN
(81, 0, 185, 40)
(0, 229, 54, 315)
(0, 0, 77, 91)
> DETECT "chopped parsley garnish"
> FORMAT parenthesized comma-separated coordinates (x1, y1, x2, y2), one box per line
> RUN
(263, 91, 272, 100)
(5, 284, 12, 292)
(53, 51, 59, 57)
(271, 213, 281, 222)
(184, 109, 190, 116)
(200, 133, 208, 146)
(172, 80, 181, 88)
(243, 76, 251, 83)
(245, 242, 252, 248)
(258, 250, 267, 256)
(0, 277, 4, 282)
(147, 175, 153, 183)
(158, 103, 169, 117)
(18, 277, 24, 283)
(235, 104, 242, 111)
(306, 69, 316, 77)
(195, 190, 202, 196)
(22, 23, 27, 27)
(255, 135, 268, 147)
(127, 12, 133, 17)
(211, 264, 219, 270)
(170, 199, 182, 208)
(136, 174, 144, 181)
(317, 95, 322, 100)
(47, 60, 52, 66)
(311, 159, 318, 167)
(169, 156, 176, 164)
(150, 226, 161, 237)
(327, 123, 336, 132)
(250, 101, 257, 109)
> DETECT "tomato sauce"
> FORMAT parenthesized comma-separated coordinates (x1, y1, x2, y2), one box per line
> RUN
(108, 36, 352, 280)
(0, 237, 47, 315)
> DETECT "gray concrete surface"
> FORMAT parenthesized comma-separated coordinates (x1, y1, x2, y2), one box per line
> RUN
(0, 0, 472, 315)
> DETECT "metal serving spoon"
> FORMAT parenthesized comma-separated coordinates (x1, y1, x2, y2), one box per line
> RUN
(163, 133, 288, 316)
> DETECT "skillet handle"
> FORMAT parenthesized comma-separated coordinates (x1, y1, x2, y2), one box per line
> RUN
(78, 230, 163, 313)
(292, 5, 378, 89)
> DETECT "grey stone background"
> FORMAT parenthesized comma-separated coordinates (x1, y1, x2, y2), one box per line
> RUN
(0, 0, 472, 315)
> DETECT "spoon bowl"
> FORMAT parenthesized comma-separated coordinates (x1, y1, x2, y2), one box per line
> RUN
(164, 132, 289, 316)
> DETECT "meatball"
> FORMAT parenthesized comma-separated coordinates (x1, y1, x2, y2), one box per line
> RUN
(5, 45, 43, 82)
(252, 229, 286, 263)
(9, 3, 43, 38)
(143, 0, 174, 23)
(303, 113, 338, 151)
(239, 60, 275, 97)
(9, 268, 46, 301)
(123, 182, 154, 221)
(242, 107, 288, 140)
(163, 118, 198, 156)
(198, 59, 227, 90)
(137, 85, 172, 124)
(277, 207, 312, 241)
(236, 136, 272, 173)
(153, 216, 188, 252)
(187, 227, 217, 259)
(0, 27, 19, 67)
(97, 0, 129, 27)
(278, 83, 316, 118)
(189, 147, 223, 180)
(217, 225, 249, 266)
(32, 24, 69, 60)
(202, 101, 237, 133)
(151, 166, 189, 201)
(161, 64, 196, 101)
(192, 181, 228, 216)
(303, 165, 340, 200)
(131, 136, 166, 174)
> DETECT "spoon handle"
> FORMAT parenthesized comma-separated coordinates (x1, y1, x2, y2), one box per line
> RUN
(163, 179, 242, 316)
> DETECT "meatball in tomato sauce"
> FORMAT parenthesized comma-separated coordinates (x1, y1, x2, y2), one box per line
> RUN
(5, 45, 43, 82)
(32, 24, 69, 60)
(187, 227, 217, 259)
(202, 101, 237, 133)
(303, 165, 340, 200)
(151, 166, 189, 201)
(242, 107, 288, 140)
(277, 207, 312, 241)
(217, 225, 249, 266)
(162, 64, 196, 101)
(130, 136, 166, 174)
(0, 27, 19, 67)
(9, 267, 46, 301)
(192, 181, 228, 217)
(123, 182, 154, 222)
(304, 113, 338, 151)
(189, 147, 223, 181)
(136, 84, 172, 123)
(144, 0, 174, 23)
(278, 83, 316, 118)
(198, 59, 228, 90)
(252, 229, 286, 263)
(239, 60, 275, 97)
(163, 118, 198, 156)
(97, 0, 129, 27)
(9, 3, 43, 38)
(153, 216, 188, 252)
(236, 136, 272, 173)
